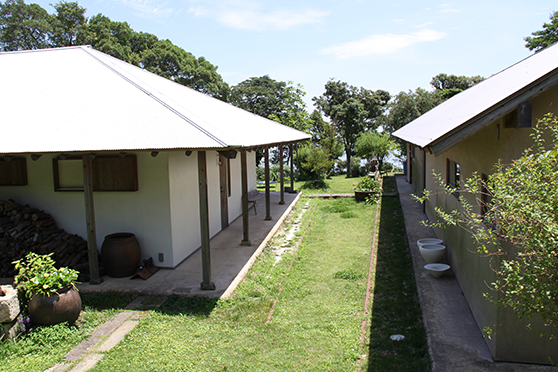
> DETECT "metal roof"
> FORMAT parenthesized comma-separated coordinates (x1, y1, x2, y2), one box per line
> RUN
(0, 46, 310, 154)
(392, 42, 558, 155)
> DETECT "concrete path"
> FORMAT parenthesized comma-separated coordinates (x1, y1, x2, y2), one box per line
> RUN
(45, 296, 167, 372)
(77, 191, 301, 298)
(396, 175, 555, 372)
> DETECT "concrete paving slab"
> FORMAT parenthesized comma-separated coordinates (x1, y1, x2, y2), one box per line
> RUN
(95, 320, 139, 352)
(77, 191, 299, 298)
(63, 336, 102, 361)
(68, 354, 104, 372)
(396, 175, 556, 371)
(91, 311, 133, 336)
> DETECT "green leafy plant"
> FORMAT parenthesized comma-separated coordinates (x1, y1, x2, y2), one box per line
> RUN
(416, 114, 558, 329)
(13, 252, 79, 300)
(354, 176, 381, 193)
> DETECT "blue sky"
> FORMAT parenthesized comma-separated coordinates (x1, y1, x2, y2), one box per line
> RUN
(32, 0, 557, 109)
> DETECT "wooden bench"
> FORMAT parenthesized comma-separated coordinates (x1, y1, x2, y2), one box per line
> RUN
(247, 190, 265, 215)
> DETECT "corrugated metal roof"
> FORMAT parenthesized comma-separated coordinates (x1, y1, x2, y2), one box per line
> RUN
(0, 46, 310, 154)
(392, 43, 558, 153)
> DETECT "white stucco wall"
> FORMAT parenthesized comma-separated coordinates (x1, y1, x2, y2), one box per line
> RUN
(168, 151, 201, 266)
(0, 152, 174, 267)
(0, 149, 261, 270)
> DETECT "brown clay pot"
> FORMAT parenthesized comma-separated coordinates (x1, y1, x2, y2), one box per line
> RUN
(101, 232, 141, 278)
(28, 285, 81, 326)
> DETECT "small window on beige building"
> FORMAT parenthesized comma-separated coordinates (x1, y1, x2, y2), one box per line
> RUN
(446, 159, 460, 190)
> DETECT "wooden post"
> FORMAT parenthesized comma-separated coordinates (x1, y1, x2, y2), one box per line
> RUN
(264, 147, 272, 220)
(82, 154, 102, 285)
(240, 150, 251, 246)
(198, 151, 215, 290)
(289, 143, 294, 192)
(279, 145, 285, 205)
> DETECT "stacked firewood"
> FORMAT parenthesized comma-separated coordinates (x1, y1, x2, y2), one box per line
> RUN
(0, 199, 101, 281)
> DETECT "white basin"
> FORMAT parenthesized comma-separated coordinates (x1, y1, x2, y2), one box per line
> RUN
(417, 238, 443, 247)
(424, 263, 451, 278)
(419, 244, 446, 263)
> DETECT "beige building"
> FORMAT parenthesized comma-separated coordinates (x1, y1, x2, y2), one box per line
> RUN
(393, 43, 558, 364)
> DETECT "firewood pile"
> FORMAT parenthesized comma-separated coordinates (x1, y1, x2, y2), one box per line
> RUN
(0, 199, 103, 281)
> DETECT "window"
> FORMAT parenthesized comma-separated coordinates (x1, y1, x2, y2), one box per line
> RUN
(446, 159, 460, 190)
(53, 155, 138, 192)
(0, 157, 28, 186)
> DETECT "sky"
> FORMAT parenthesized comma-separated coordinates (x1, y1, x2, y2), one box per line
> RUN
(29, 0, 557, 109)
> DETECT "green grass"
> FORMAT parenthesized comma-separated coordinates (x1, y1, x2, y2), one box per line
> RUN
(0, 292, 137, 372)
(1, 177, 429, 371)
(90, 179, 430, 371)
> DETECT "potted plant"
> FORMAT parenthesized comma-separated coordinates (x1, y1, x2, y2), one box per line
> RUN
(354, 176, 382, 202)
(13, 252, 81, 326)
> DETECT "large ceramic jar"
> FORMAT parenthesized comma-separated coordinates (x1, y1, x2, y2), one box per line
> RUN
(28, 285, 81, 326)
(101, 232, 141, 278)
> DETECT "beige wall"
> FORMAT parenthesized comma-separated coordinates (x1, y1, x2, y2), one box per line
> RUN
(414, 85, 558, 363)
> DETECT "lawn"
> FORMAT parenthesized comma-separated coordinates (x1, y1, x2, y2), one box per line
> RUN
(257, 174, 368, 194)
(0, 292, 137, 372)
(1, 176, 429, 371)
(91, 176, 429, 371)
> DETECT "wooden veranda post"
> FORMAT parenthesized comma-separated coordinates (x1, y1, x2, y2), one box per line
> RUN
(264, 147, 272, 220)
(82, 154, 101, 284)
(279, 145, 285, 205)
(198, 151, 215, 290)
(240, 150, 251, 246)
(289, 143, 294, 192)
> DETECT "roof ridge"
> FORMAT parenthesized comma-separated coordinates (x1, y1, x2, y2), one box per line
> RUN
(80, 47, 229, 148)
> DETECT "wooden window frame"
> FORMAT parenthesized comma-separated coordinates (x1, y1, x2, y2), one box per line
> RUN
(0, 157, 28, 186)
(446, 158, 460, 196)
(53, 155, 138, 192)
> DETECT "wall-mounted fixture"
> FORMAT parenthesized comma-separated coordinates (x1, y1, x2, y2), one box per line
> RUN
(31, 154, 42, 161)
(185, 151, 192, 157)
(151, 151, 159, 157)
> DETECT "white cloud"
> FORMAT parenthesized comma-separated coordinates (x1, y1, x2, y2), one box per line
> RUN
(439, 3, 460, 13)
(320, 29, 447, 59)
(112, 0, 175, 19)
(188, 2, 329, 31)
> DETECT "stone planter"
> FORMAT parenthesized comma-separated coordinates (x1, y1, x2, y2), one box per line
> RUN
(0, 285, 20, 323)
(354, 191, 374, 202)
(28, 285, 81, 326)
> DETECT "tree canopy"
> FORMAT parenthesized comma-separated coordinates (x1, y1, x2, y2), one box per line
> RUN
(313, 79, 390, 177)
(0, 0, 229, 99)
(230, 75, 310, 132)
(525, 11, 558, 52)
(430, 73, 484, 99)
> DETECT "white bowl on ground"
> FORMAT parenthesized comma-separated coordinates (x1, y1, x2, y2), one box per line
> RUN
(419, 244, 446, 263)
(417, 238, 443, 247)
(424, 263, 451, 278)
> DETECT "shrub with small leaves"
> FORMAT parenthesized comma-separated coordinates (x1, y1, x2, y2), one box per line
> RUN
(13, 253, 79, 301)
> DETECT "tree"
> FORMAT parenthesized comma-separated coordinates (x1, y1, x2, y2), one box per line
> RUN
(313, 79, 390, 177)
(430, 73, 484, 99)
(50, 1, 87, 47)
(525, 11, 558, 52)
(418, 114, 558, 330)
(355, 131, 395, 171)
(0, 0, 53, 51)
(230, 75, 310, 131)
(309, 110, 343, 175)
